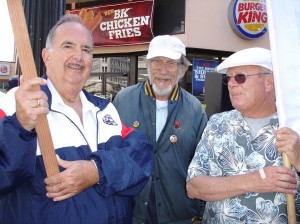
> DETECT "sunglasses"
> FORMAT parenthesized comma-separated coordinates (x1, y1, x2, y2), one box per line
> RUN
(223, 73, 270, 85)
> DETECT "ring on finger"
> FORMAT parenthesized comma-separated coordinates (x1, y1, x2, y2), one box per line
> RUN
(37, 99, 40, 107)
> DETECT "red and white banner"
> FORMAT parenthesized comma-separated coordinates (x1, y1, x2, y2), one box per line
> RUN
(70, 0, 154, 46)
(266, 0, 300, 134)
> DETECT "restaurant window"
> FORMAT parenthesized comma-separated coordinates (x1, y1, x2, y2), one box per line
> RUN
(86, 57, 129, 101)
(138, 55, 148, 83)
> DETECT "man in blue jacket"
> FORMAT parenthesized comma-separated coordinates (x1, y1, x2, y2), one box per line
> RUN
(113, 35, 208, 223)
(0, 14, 153, 224)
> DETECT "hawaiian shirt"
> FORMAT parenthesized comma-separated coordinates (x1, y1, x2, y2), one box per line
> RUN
(187, 110, 300, 223)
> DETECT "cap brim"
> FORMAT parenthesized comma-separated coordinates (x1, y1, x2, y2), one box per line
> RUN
(146, 50, 181, 60)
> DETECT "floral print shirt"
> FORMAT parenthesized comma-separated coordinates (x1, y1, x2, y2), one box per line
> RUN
(187, 110, 300, 223)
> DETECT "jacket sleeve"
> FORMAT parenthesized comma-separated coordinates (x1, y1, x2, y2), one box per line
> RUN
(0, 114, 37, 196)
(90, 128, 153, 197)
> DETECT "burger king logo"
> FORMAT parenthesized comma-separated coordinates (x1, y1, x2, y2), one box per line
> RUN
(0, 63, 11, 75)
(228, 0, 268, 39)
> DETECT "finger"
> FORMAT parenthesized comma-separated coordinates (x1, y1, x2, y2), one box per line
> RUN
(57, 155, 73, 169)
(274, 187, 296, 195)
(18, 77, 47, 91)
(19, 74, 24, 84)
(274, 180, 297, 191)
(275, 166, 296, 176)
(44, 172, 65, 186)
(30, 98, 49, 109)
(46, 182, 78, 201)
(277, 173, 297, 184)
(36, 98, 49, 109)
(52, 193, 76, 202)
(45, 182, 65, 193)
(46, 188, 73, 200)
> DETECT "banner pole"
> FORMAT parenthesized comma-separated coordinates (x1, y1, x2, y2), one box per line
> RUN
(7, 0, 59, 177)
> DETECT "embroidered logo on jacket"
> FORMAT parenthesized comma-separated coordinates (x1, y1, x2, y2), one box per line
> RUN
(102, 114, 118, 126)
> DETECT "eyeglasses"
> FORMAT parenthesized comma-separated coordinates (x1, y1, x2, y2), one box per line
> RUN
(150, 59, 181, 72)
(223, 73, 270, 85)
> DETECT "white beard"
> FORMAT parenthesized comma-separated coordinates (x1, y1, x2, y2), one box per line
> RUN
(152, 83, 172, 97)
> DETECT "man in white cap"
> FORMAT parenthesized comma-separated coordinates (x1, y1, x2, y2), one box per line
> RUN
(113, 35, 208, 223)
(186, 47, 300, 223)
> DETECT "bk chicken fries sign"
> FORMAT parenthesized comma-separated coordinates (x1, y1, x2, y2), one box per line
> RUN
(69, 0, 154, 46)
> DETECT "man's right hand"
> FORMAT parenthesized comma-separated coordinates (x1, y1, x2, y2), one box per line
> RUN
(15, 76, 49, 131)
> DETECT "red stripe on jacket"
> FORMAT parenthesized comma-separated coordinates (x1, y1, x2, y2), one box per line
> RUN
(121, 123, 134, 139)
(0, 109, 6, 120)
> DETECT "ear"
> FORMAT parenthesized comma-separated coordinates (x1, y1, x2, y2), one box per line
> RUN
(180, 65, 188, 78)
(42, 48, 50, 65)
(265, 74, 275, 92)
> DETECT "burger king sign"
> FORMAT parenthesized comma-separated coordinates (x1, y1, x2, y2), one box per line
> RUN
(228, 0, 268, 39)
(0, 63, 10, 76)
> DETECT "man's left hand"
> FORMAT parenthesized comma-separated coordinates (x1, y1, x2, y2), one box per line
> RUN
(44, 155, 99, 201)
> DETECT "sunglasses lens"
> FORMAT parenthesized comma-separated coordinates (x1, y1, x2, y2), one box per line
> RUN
(235, 74, 246, 84)
(225, 74, 246, 85)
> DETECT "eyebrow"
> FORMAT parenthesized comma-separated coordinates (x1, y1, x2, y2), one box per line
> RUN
(60, 40, 93, 49)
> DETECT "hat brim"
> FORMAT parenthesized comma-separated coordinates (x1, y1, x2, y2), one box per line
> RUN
(216, 47, 272, 74)
(217, 62, 273, 74)
(146, 50, 181, 60)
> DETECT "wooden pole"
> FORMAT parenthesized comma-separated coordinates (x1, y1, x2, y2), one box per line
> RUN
(282, 153, 297, 224)
(7, 0, 59, 177)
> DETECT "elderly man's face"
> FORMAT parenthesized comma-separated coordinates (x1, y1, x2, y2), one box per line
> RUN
(42, 22, 93, 94)
(227, 65, 274, 117)
(148, 57, 184, 100)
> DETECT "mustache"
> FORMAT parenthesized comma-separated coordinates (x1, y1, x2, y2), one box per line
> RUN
(67, 63, 84, 70)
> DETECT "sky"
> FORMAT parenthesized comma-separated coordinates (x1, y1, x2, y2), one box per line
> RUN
(0, 0, 15, 62)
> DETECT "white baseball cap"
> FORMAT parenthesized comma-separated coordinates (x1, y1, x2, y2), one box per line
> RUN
(216, 47, 273, 74)
(146, 35, 186, 60)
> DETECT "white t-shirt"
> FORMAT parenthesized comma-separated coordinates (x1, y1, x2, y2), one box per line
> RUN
(156, 99, 168, 141)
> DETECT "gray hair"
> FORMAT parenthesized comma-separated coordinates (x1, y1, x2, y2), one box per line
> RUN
(45, 14, 93, 49)
(146, 55, 191, 68)
(180, 55, 191, 67)
(259, 66, 272, 74)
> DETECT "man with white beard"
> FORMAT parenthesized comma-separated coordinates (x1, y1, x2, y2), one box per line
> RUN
(113, 35, 208, 224)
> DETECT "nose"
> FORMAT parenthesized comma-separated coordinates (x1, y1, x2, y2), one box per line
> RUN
(160, 64, 169, 73)
(73, 48, 83, 60)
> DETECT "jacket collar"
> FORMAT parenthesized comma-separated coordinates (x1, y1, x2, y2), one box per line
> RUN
(143, 80, 180, 101)
(41, 74, 110, 111)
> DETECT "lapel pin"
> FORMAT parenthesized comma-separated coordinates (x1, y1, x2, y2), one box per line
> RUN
(133, 121, 139, 128)
(175, 120, 180, 129)
(170, 135, 177, 143)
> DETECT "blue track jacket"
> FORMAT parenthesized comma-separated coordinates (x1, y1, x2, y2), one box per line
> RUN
(0, 75, 153, 224)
